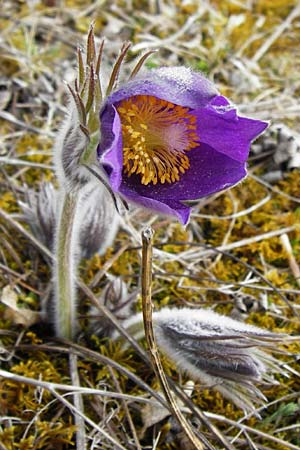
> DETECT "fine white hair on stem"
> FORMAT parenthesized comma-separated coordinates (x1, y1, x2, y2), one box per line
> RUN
(119, 307, 287, 414)
(53, 188, 82, 338)
(53, 100, 92, 191)
(52, 180, 120, 338)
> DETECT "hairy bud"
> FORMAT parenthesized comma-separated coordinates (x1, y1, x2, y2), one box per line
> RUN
(89, 276, 135, 336)
(53, 105, 92, 190)
(20, 181, 119, 260)
(119, 307, 287, 413)
(19, 182, 56, 252)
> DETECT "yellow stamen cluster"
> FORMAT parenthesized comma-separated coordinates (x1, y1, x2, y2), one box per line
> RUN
(116, 95, 199, 185)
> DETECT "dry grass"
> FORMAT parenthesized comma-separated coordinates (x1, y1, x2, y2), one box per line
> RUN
(0, 1, 300, 449)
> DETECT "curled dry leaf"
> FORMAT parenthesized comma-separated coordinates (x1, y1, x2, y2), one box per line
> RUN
(1, 285, 40, 327)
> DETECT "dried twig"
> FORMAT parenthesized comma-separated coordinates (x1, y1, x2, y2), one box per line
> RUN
(280, 233, 300, 287)
(69, 354, 86, 450)
(141, 227, 204, 450)
(206, 411, 300, 450)
(0, 368, 158, 404)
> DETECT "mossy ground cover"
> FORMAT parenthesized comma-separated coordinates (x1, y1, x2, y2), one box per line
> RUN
(0, 1, 300, 449)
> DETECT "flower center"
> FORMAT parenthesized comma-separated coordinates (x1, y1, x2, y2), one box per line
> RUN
(116, 95, 199, 185)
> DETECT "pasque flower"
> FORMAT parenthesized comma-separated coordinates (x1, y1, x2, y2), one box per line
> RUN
(118, 307, 287, 413)
(97, 67, 268, 224)
(50, 27, 268, 339)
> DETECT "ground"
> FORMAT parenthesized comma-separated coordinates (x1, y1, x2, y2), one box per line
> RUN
(0, 1, 300, 449)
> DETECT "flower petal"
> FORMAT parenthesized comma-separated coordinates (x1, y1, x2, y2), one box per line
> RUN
(99, 104, 123, 190)
(196, 98, 268, 162)
(117, 144, 247, 223)
(103, 67, 219, 110)
(117, 182, 192, 224)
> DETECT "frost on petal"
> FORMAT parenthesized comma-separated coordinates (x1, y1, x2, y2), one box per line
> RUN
(103, 67, 219, 110)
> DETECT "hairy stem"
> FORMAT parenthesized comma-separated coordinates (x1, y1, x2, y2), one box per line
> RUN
(54, 190, 80, 339)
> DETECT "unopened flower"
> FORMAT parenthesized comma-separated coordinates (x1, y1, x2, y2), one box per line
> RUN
(78, 183, 120, 258)
(97, 68, 268, 224)
(120, 307, 286, 413)
(20, 182, 57, 253)
(20, 182, 119, 259)
(89, 275, 135, 336)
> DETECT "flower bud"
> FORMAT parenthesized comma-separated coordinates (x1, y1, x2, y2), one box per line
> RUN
(53, 104, 92, 190)
(19, 182, 56, 252)
(20, 181, 119, 260)
(89, 275, 134, 336)
(119, 307, 287, 413)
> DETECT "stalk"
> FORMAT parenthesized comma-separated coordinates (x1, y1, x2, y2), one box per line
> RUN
(52, 27, 137, 338)
(54, 190, 80, 339)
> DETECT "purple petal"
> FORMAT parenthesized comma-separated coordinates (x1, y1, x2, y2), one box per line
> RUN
(119, 144, 246, 200)
(116, 144, 247, 224)
(209, 95, 231, 107)
(196, 101, 268, 162)
(98, 104, 123, 190)
(116, 186, 191, 224)
(103, 67, 219, 110)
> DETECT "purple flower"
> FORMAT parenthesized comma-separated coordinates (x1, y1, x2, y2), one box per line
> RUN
(97, 67, 268, 224)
